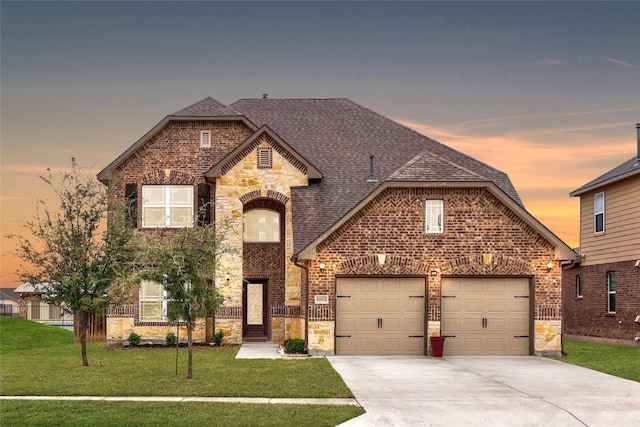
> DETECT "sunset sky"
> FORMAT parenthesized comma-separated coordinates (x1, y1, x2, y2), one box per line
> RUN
(2, 1, 639, 288)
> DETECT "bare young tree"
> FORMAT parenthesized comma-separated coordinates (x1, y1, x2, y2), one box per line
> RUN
(133, 215, 232, 379)
(8, 159, 133, 366)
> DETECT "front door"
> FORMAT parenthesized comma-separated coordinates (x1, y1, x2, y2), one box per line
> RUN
(243, 280, 268, 339)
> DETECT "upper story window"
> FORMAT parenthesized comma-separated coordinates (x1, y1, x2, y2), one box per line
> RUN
(594, 192, 605, 234)
(257, 147, 273, 169)
(139, 281, 167, 322)
(244, 209, 280, 242)
(142, 185, 193, 228)
(200, 131, 211, 147)
(425, 200, 444, 233)
(576, 275, 584, 298)
(607, 272, 616, 313)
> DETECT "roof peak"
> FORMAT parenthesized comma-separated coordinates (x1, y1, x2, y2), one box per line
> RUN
(173, 97, 241, 117)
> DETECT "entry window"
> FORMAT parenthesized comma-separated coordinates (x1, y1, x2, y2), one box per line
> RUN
(576, 275, 584, 298)
(244, 209, 280, 242)
(142, 185, 194, 228)
(139, 281, 167, 322)
(425, 200, 444, 233)
(594, 192, 604, 234)
(607, 272, 616, 313)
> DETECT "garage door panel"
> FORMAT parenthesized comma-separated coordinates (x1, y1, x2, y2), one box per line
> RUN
(442, 278, 530, 356)
(336, 278, 425, 355)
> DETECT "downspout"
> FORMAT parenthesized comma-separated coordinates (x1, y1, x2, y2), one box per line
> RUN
(292, 254, 309, 353)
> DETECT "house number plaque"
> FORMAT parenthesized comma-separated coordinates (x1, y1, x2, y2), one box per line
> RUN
(314, 295, 329, 305)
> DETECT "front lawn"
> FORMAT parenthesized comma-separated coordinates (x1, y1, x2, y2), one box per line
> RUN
(0, 317, 364, 426)
(0, 317, 352, 398)
(558, 340, 640, 382)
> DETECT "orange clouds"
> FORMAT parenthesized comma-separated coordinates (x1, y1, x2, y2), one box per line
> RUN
(397, 117, 638, 249)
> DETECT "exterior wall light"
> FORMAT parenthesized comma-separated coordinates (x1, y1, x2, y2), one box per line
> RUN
(225, 273, 230, 282)
(547, 261, 554, 272)
(319, 262, 326, 273)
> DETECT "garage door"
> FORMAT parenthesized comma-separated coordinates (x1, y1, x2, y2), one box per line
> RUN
(441, 278, 530, 355)
(336, 278, 425, 355)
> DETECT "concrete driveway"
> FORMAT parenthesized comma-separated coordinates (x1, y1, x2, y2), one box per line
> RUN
(329, 356, 640, 427)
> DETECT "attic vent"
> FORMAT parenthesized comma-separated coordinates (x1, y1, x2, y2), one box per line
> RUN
(200, 131, 211, 147)
(257, 147, 273, 169)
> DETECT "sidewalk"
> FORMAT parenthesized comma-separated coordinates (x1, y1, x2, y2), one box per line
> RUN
(0, 395, 359, 406)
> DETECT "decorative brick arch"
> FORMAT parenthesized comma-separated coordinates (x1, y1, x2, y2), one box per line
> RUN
(335, 255, 432, 276)
(442, 254, 533, 276)
(239, 190, 289, 206)
(142, 170, 195, 185)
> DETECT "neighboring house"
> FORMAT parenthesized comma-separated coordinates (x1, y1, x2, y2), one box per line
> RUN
(13, 283, 74, 330)
(563, 124, 640, 342)
(98, 97, 575, 356)
(0, 288, 20, 316)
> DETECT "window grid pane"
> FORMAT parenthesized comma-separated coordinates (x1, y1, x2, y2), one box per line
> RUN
(142, 185, 193, 228)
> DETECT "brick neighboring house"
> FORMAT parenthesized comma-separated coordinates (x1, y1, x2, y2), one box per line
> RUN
(98, 97, 575, 356)
(563, 124, 640, 343)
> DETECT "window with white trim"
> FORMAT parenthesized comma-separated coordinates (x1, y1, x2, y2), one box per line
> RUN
(607, 272, 616, 313)
(594, 192, 604, 234)
(257, 147, 273, 169)
(425, 200, 444, 233)
(139, 281, 167, 321)
(200, 131, 211, 147)
(576, 275, 584, 298)
(243, 209, 280, 242)
(142, 185, 194, 228)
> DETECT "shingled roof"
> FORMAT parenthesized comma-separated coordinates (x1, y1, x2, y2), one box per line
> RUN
(230, 98, 522, 253)
(173, 97, 241, 117)
(570, 156, 640, 196)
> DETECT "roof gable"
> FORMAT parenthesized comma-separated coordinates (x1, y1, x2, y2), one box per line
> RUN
(205, 126, 322, 179)
(97, 98, 256, 182)
(389, 150, 487, 182)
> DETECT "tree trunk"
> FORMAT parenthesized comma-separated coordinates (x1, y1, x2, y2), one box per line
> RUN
(186, 320, 193, 379)
(80, 314, 89, 367)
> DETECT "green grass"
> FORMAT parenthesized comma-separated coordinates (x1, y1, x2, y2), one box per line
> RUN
(0, 317, 352, 398)
(0, 317, 364, 426)
(558, 340, 640, 382)
(0, 401, 364, 427)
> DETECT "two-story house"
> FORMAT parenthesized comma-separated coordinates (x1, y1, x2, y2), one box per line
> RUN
(563, 124, 640, 343)
(98, 97, 575, 356)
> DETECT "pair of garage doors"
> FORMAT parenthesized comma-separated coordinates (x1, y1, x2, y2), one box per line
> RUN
(335, 277, 530, 355)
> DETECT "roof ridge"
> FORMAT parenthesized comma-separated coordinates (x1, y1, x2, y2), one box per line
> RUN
(172, 97, 241, 116)
(388, 149, 488, 181)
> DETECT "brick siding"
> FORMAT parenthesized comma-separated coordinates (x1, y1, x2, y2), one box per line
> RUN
(563, 260, 640, 340)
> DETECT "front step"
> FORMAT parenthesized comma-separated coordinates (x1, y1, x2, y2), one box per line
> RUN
(243, 335, 269, 342)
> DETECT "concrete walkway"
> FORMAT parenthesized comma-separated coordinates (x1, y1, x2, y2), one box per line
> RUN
(235, 342, 281, 359)
(0, 395, 358, 406)
(329, 355, 640, 427)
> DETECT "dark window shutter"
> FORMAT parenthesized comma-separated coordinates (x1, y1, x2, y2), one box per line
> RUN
(125, 184, 138, 228)
(198, 183, 211, 226)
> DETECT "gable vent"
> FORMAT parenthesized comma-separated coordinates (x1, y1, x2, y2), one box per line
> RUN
(257, 146, 273, 169)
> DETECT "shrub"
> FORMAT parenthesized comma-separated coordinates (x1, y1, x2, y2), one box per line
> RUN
(127, 332, 141, 346)
(165, 332, 177, 347)
(284, 338, 304, 354)
(213, 330, 224, 346)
